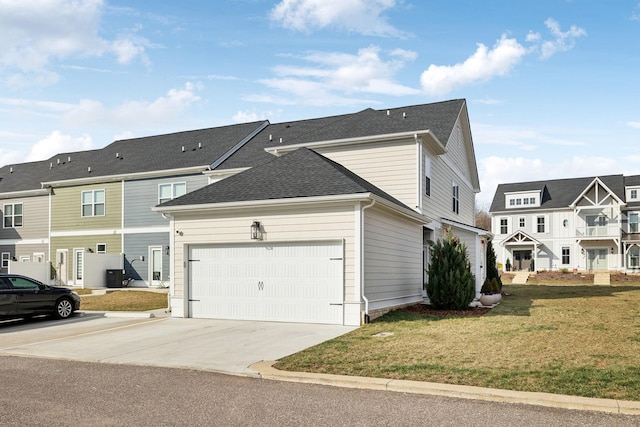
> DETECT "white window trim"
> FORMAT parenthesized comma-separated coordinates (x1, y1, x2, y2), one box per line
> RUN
(452, 182, 460, 214)
(3, 202, 23, 228)
(158, 182, 187, 205)
(96, 243, 107, 254)
(536, 215, 546, 233)
(1, 252, 10, 269)
(81, 189, 106, 217)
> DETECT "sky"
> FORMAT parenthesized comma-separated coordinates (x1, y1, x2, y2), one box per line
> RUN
(1, 0, 639, 208)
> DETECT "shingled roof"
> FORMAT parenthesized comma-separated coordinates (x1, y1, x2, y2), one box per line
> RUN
(157, 147, 413, 211)
(217, 99, 465, 170)
(490, 175, 626, 212)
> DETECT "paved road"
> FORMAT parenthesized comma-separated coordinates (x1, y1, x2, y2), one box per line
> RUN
(1, 355, 639, 427)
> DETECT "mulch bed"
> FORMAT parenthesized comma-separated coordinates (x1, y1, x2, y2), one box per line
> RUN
(399, 303, 491, 317)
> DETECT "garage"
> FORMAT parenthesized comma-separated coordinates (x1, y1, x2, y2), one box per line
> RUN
(187, 241, 345, 324)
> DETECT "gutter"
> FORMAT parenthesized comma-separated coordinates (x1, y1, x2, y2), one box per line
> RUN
(265, 130, 446, 156)
(361, 199, 376, 323)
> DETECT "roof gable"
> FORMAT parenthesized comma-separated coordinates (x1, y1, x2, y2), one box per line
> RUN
(571, 177, 625, 208)
(157, 147, 411, 210)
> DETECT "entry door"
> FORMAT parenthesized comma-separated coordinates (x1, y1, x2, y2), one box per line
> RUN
(149, 247, 163, 287)
(587, 249, 608, 270)
(514, 250, 532, 271)
(73, 249, 84, 286)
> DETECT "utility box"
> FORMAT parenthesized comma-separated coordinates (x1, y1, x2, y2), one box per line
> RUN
(106, 269, 123, 288)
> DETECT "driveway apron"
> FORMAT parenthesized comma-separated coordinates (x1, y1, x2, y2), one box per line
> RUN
(0, 315, 356, 376)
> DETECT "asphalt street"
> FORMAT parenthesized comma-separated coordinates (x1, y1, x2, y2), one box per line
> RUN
(2, 355, 639, 427)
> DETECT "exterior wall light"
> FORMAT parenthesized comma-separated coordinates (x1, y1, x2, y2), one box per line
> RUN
(251, 220, 263, 240)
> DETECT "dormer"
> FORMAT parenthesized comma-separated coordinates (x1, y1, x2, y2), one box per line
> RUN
(627, 185, 640, 202)
(504, 189, 541, 209)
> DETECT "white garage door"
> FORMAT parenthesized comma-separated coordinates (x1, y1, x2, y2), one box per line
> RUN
(188, 241, 344, 324)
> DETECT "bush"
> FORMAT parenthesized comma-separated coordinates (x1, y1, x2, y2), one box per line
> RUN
(481, 277, 501, 294)
(426, 228, 476, 310)
(485, 239, 502, 290)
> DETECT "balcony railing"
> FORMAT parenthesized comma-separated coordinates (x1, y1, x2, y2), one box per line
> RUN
(575, 225, 621, 239)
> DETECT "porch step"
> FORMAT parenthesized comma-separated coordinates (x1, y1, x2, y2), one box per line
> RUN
(512, 271, 530, 284)
(594, 273, 610, 285)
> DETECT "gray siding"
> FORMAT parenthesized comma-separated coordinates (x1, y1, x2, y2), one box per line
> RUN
(123, 233, 170, 283)
(124, 174, 209, 228)
(0, 195, 49, 240)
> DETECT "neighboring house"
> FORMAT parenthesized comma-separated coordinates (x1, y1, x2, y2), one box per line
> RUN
(490, 174, 640, 272)
(0, 161, 51, 271)
(0, 121, 268, 287)
(155, 99, 489, 326)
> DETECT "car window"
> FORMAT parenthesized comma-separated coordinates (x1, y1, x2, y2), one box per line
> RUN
(0, 279, 10, 290)
(6, 277, 40, 290)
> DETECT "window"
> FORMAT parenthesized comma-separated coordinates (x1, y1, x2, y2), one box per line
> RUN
(515, 198, 522, 206)
(537, 216, 545, 233)
(631, 247, 640, 268)
(6, 276, 39, 289)
(96, 243, 107, 254)
(452, 183, 459, 214)
(519, 217, 525, 228)
(630, 213, 639, 233)
(3, 203, 23, 228)
(159, 182, 187, 204)
(1, 252, 10, 269)
(500, 218, 508, 234)
(509, 199, 515, 206)
(562, 247, 570, 265)
(523, 198, 529, 205)
(82, 190, 105, 217)
(632, 190, 638, 200)
(424, 156, 431, 196)
(530, 197, 536, 204)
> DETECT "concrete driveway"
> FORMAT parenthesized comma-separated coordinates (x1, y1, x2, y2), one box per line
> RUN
(0, 313, 356, 376)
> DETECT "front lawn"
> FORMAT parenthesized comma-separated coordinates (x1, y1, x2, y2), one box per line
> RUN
(80, 290, 168, 312)
(275, 283, 640, 401)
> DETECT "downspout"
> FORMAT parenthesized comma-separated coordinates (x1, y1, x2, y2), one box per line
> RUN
(361, 199, 376, 323)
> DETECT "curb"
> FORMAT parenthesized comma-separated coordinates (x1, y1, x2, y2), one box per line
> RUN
(250, 361, 640, 416)
(78, 310, 157, 319)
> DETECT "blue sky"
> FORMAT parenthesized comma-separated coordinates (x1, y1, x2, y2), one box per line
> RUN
(1, 1, 639, 207)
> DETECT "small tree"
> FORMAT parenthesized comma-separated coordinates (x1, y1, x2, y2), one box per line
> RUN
(485, 239, 502, 290)
(426, 228, 475, 310)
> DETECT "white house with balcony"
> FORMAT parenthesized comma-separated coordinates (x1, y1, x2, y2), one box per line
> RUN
(490, 174, 640, 272)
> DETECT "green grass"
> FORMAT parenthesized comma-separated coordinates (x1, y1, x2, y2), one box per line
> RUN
(80, 290, 168, 312)
(275, 284, 640, 401)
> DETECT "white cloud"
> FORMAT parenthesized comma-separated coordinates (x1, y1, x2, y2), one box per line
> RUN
(0, 0, 149, 85)
(473, 123, 588, 149)
(254, 45, 419, 105)
(420, 35, 527, 97)
(63, 82, 201, 127)
(26, 131, 93, 162)
(270, 0, 406, 37)
(539, 18, 587, 59)
(627, 121, 640, 129)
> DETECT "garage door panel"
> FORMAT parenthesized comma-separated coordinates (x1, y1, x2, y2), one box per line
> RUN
(189, 242, 344, 324)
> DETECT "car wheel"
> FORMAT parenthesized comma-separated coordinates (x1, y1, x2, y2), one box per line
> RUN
(54, 297, 74, 319)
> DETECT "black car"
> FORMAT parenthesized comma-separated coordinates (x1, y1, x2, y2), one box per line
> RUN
(0, 274, 81, 320)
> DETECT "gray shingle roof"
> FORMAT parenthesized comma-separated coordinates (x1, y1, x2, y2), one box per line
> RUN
(157, 147, 412, 210)
(0, 160, 53, 194)
(217, 99, 465, 170)
(490, 175, 626, 212)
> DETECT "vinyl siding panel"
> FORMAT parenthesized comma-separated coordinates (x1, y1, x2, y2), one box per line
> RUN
(363, 206, 423, 309)
(50, 234, 122, 283)
(51, 182, 122, 231)
(0, 195, 49, 240)
(123, 232, 170, 282)
(124, 175, 209, 228)
(315, 139, 418, 210)
(171, 203, 356, 302)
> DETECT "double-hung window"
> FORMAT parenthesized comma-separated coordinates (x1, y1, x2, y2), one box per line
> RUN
(519, 217, 525, 228)
(537, 216, 545, 233)
(630, 213, 639, 233)
(82, 190, 105, 217)
(1, 252, 10, 269)
(452, 183, 459, 214)
(424, 156, 431, 197)
(500, 218, 508, 234)
(159, 182, 186, 204)
(3, 203, 23, 228)
(562, 247, 570, 265)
